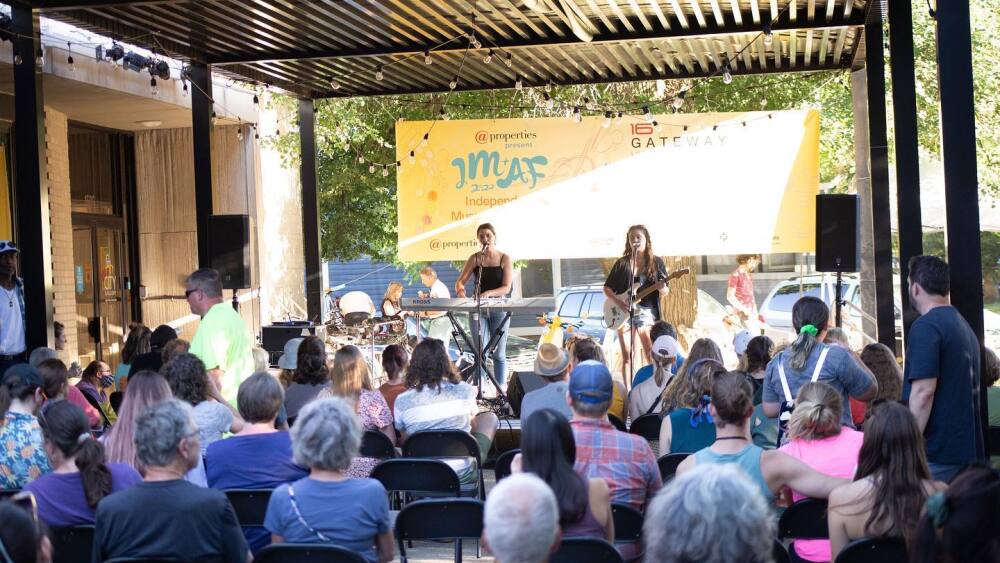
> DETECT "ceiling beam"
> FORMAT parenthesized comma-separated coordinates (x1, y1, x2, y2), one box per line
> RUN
(36, 0, 180, 10)
(209, 10, 866, 65)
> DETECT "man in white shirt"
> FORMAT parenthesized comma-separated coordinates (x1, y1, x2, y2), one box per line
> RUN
(0, 241, 26, 375)
(418, 266, 452, 343)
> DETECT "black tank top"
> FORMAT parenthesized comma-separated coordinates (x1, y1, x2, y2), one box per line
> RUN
(474, 259, 507, 294)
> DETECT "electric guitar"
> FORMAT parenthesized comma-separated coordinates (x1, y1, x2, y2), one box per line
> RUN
(603, 268, 691, 330)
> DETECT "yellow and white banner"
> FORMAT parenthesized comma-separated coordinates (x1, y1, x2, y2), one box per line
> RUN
(396, 110, 819, 261)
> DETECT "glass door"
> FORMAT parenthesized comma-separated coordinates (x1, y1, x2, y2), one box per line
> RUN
(73, 218, 128, 367)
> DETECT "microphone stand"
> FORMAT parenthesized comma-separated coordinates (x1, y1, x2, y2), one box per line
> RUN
(472, 246, 485, 398)
(627, 245, 638, 391)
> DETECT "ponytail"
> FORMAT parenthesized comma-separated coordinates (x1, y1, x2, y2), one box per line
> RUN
(786, 382, 842, 441)
(789, 297, 830, 371)
(38, 400, 113, 507)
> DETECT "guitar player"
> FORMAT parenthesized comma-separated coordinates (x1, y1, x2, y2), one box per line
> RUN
(603, 225, 669, 386)
(726, 254, 761, 335)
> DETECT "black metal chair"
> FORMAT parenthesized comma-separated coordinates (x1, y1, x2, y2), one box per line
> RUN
(772, 538, 791, 563)
(52, 525, 95, 563)
(628, 413, 661, 443)
(834, 537, 907, 563)
(607, 414, 627, 432)
(360, 430, 396, 459)
(988, 426, 1000, 457)
(109, 391, 124, 415)
(224, 489, 273, 527)
(0, 488, 21, 499)
(656, 453, 690, 482)
(394, 498, 484, 563)
(610, 503, 643, 545)
(493, 448, 519, 482)
(253, 544, 367, 563)
(550, 537, 624, 563)
(402, 430, 485, 499)
(778, 498, 829, 559)
(371, 458, 461, 509)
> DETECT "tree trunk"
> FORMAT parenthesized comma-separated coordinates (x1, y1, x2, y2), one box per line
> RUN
(660, 256, 699, 339)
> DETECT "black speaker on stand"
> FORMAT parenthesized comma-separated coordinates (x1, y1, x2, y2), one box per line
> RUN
(208, 214, 252, 311)
(816, 194, 859, 327)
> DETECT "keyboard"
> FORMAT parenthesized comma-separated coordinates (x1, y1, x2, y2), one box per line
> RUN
(401, 297, 555, 312)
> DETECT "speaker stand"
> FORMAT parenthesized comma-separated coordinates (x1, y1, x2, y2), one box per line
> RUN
(232, 289, 240, 312)
(834, 270, 843, 327)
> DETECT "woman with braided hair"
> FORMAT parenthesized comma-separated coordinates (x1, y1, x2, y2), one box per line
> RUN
(778, 381, 864, 562)
(24, 400, 141, 527)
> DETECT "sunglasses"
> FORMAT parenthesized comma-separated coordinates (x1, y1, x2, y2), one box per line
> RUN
(184, 288, 201, 298)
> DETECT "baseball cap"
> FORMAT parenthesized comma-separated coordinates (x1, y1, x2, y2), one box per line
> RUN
(569, 360, 613, 404)
(534, 343, 570, 378)
(652, 335, 679, 358)
(278, 337, 304, 370)
(0, 241, 18, 254)
(733, 329, 753, 357)
(3, 363, 43, 388)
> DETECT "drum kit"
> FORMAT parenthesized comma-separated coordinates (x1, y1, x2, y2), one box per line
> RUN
(325, 291, 408, 385)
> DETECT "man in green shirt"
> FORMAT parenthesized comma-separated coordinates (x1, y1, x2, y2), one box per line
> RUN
(185, 268, 254, 404)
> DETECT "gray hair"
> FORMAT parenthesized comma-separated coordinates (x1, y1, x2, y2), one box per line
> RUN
(29, 347, 58, 368)
(185, 268, 223, 298)
(134, 398, 195, 469)
(291, 397, 360, 471)
(484, 473, 559, 563)
(643, 464, 775, 563)
(237, 372, 284, 423)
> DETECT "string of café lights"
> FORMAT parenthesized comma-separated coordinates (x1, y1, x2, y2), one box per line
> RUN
(0, 2, 840, 172)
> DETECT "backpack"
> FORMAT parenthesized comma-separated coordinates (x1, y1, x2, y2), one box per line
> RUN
(775, 347, 829, 444)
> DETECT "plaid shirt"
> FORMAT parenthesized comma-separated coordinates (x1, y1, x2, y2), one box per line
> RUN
(571, 417, 662, 510)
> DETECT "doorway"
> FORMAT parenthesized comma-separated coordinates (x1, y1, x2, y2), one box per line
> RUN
(69, 124, 137, 366)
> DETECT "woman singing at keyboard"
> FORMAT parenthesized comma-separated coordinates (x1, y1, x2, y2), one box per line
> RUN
(455, 223, 514, 387)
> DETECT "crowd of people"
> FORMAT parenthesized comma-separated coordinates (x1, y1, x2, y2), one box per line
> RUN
(0, 253, 998, 563)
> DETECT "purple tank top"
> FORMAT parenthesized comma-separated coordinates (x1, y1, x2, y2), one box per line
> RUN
(562, 501, 606, 539)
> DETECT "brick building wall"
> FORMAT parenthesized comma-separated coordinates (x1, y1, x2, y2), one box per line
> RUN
(44, 108, 78, 363)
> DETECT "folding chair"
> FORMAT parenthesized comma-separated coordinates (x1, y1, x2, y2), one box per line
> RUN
(988, 426, 1000, 457)
(224, 489, 273, 527)
(253, 544, 367, 563)
(371, 458, 461, 509)
(607, 414, 627, 432)
(628, 414, 661, 443)
(360, 430, 396, 459)
(833, 537, 907, 563)
(610, 503, 643, 545)
(0, 488, 20, 499)
(402, 430, 485, 499)
(492, 448, 519, 482)
(52, 525, 94, 563)
(656, 453, 690, 482)
(394, 498, 484, 563)
(550, 537, 624, 563)
(778, 498, 829, 560)
(772, 538, 791, 563)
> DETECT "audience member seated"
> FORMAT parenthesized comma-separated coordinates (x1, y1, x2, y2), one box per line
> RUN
(162, 338, 191, 364)
(519, 343, 572, 422)
(264, 397, 393, 563)
(0, 498, 53, 563)
(567, 337, 627, 422)
(103, 370, 172, 473)
(777, 381, 863, 562)
(319, 345, 394, 478)
(93, 399, 250, 562)
(25, 400, 141, 527)
(658, 357, 726, 455)
(276, 337, 301, 390)
(251, 347, 270, 374)
(856, 342, 903, 424)
(118, 323, 151, 389)
(37, 358, 71, 406)
(162, 353, 244, 453)
(628, 335, 678, 420)
(827, 402, 945, 559)
(206, 372, 307, 553)
(76, 361, 115, 427)
(483, 473, 559, 563)
(128, 324, 178, 377)
(0, 364, 51, 488)
(631, 321, 686, 387)
(913, 465, 1000, 563)
(569, 360, 661, 510)
(762, 297, 878, 429)
(986, 348, 1000, 428)
(377, 344, 409, 413)
(514, 409, 613, 542)
(643, 464, 774, 563)
(27, 347, 57, 368)
(394, 338, 498, 484)
(283, 336, 329, 420)
(660, 338, 724, 413)
(741, 335, 773, 405)
(677, 371, 848, 503)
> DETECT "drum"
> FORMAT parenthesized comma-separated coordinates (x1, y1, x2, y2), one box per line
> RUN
(339, 291, 375, 326)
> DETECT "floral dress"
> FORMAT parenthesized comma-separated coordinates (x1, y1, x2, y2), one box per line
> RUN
(317, 388, 395, 478)
(0, 412, 52, 488)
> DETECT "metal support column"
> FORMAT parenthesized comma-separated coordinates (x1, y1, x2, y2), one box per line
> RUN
(189, 62, 214, 268)
(864, 9, 896, 351)
(887, 0, 923, 344)
(935, 2, 987, 459)
(10, 2, 53, 350)
(298, 99, 322, 323)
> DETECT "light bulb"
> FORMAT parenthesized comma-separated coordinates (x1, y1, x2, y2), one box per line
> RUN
(602, 111, 612, 128)
(672, 90, 686, 109)
(236, 128, 244, 141)
(760, 97, 767, 107)
(545, 82, 552, 93)
(375, 66, 384, 81)
(424, 51, 432, 65)
(651, 120, 659, 130)
(13, 52, 22, 66)
(722, 64, 733, 84)
(358, 155, 365, 164)
(36, 48, 44, 68)
(505, 53, 513, 68)
(182, 82, 189, 96)
(439, 108, 449, 120)
(382, 166, 389, 177)
(483, 50, 493, 64)
(369, 164, 376, 174)
(763, 24, 773, 47)
(449, 78, 457, 90)
(515, 77, 523, 91)
(252, 94, 259, 105)
(330, 79, 340, 90)
(67, 50, 75, 73)
(150, 77, 158, 97)
(421, 133, 429, 146)
(616, 111, 624, 124)
(544, 94, 554, 110)
(408, 150, 415, 164)
(642, 106, 652, 122)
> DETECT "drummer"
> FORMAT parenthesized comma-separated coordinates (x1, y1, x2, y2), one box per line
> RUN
(418, 266, 451, 343)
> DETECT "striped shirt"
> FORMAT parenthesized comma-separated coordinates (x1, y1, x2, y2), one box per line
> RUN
(571, 417, 662, 510)
(393, 381, 477, 435)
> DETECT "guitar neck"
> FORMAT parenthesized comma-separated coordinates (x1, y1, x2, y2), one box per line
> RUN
(628, 269, 689, 303)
